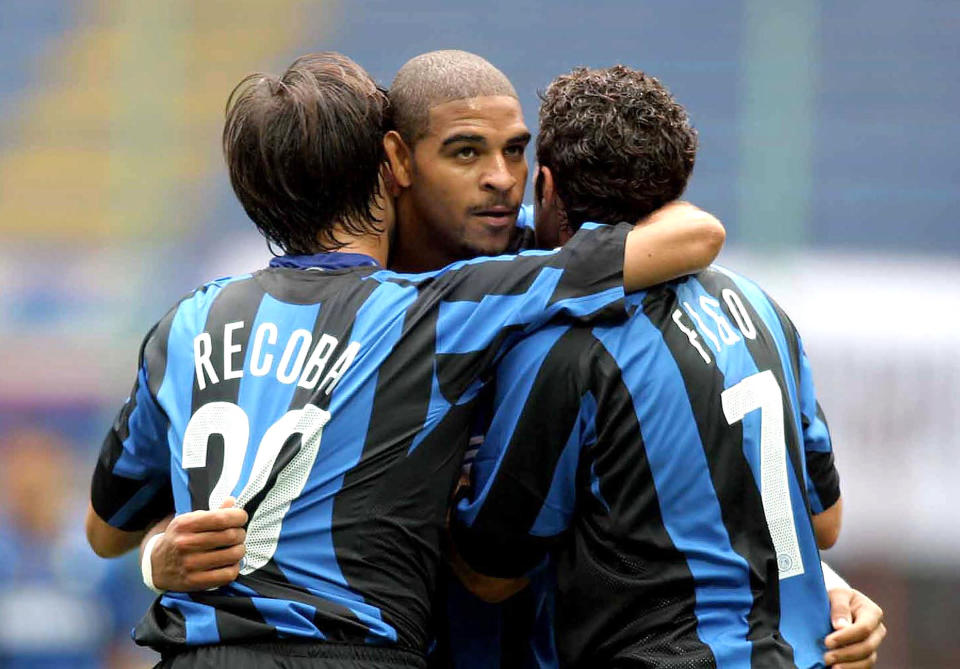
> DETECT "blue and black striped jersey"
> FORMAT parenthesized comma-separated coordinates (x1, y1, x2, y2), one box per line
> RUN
(90, 222, 632, 654)
(454, 266, 840, 669)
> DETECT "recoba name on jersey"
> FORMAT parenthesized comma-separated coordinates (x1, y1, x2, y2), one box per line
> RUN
(193, 320, 362, 395)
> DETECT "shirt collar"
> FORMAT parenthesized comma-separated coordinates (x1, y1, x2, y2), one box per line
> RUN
(268, 251, 381, 271)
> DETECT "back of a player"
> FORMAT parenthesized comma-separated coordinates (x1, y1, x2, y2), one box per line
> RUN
(92, 212, 650, 668)
(579, 266, 834, 667)
(454, 264, 839, 668)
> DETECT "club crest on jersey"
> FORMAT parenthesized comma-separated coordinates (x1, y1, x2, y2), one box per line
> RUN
(193, 321, 361, 394)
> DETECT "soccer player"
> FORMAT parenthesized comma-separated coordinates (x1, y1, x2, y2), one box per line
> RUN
(380, 50, 883, 669)
(136, 50, 885, 669)
(84, 52, 725, 669)
(452, 65, 875, 668)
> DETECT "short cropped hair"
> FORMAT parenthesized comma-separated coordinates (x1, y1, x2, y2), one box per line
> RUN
(223, 52, 389, 254)
(389, 50, 517, 143)
(536, 66, 697, 229)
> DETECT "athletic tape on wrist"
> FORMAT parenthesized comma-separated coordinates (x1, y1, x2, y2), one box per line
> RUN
(821, 561, 851, 591)
(141, 532, 166, 594)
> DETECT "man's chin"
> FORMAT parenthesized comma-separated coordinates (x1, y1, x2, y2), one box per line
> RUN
(463, 228, 515, 258)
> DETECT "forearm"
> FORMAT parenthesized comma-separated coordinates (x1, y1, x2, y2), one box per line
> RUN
(85, 502, 148, 558)
(623, 202, 725, 292)
(449, 540, 530, 603)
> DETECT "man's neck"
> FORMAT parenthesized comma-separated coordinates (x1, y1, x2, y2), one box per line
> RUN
(327, 226, 390, 267)
(390, 199, 458, 273)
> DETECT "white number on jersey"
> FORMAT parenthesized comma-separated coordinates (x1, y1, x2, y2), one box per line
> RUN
(182, 402, 331, 575)
(721, 370, 804, 579)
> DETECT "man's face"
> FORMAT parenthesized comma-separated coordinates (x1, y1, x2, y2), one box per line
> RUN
(405, 96, 530, 260)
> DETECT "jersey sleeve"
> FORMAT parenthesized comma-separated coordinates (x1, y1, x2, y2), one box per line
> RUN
(452, 326, 592, 578)
(389, 221, 630, 406)
(91, 319, 174, 531)
(795, 331, 840, 514)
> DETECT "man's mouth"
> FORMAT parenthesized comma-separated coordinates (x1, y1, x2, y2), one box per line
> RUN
(471, 206, 519, 227)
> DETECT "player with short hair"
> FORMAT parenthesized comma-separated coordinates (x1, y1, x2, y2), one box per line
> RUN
(133, 49, 885, 669)
(85, 51, 725, 669)
(452, 65, 862, 668)
(383, 50, 534, 273)
(380, 50, 882, 669)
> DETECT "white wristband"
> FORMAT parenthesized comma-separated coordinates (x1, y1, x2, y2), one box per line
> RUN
(141, 532, 166, 594)
(821, 560, 850, 591)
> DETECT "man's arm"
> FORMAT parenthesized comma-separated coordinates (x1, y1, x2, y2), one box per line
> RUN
(813, 497, 843, 549)
(452, 327, 588, 586)
(88, 311, 183, 558)
(790, 324, 843, 548)
(86, 502, 149, 558)
(447, 540, 530, 604)
(623, 201, 725, 292)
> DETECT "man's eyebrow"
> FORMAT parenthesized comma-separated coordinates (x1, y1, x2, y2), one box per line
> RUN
(506, 131, 532, 145)
(441, 133, 486, 147)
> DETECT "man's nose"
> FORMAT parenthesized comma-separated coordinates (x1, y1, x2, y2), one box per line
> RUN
(481, 154, 518, 193)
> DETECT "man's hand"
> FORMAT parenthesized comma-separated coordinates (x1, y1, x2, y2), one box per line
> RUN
(823, 587, 886, 668)
(145, 497, 248, 591)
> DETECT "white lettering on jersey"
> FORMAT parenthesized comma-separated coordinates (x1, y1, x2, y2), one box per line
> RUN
(317, 341, 361, 395)
(722, 288, 757, 340)
(193, 332, 218, 390)
(276, 329, 312, 384)
(297, 333, 338, 390)
(672, 288, 757, 364)
(250, 322, 278, 376)
(193, 321, 361, 392)
(223, 321, 245, 381)
(672, 309, 711, 364)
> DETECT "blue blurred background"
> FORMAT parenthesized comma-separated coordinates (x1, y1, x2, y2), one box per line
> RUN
(0, 1, 956, 666)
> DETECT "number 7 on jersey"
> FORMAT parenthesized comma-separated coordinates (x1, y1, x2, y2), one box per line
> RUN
(721, 370, 804, 579)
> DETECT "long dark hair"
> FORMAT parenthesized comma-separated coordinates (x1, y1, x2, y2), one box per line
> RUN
(223, 52, 390, 254)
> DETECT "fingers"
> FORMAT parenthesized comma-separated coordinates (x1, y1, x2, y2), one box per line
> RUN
(824, 624, 886, 666)
(170, 507, 248, 533)
(170, 527, 246, 553)
(826, 594, 883, 650)
(218, 496, 237, 509)
(827, 588, 853, 630)
(183, 563, 243, 591)
(183, 543, 246, 572)
(831, 652, 878, 669)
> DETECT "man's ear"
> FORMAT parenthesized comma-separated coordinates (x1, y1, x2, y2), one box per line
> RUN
(539, 165, 575, 244)
(384, 131, 413, 189)
(536, 164, 555, 209)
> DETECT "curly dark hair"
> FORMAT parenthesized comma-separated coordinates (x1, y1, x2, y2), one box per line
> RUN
(536, 65, 697, 230)
(223, 52, 390, 255)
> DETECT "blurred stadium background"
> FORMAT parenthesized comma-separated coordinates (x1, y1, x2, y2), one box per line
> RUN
(0, 1, 956, 666)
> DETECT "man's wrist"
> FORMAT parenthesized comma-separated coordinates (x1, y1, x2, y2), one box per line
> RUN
(821, 561, 850, 591)
(141, 532, 166, 594)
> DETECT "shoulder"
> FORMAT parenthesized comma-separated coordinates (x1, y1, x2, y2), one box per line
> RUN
(143, 273, 257, 352)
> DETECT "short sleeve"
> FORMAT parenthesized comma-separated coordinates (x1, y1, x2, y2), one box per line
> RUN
(796, 332, 840, 514)
(91, 322, 174, 530)
(452, 326, 593, 577)
(383, 222, 631, 406)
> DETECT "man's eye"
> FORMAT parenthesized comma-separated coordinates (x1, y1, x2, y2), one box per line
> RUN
(456, 147, 478, 159)
(505, 145, 524, 158)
